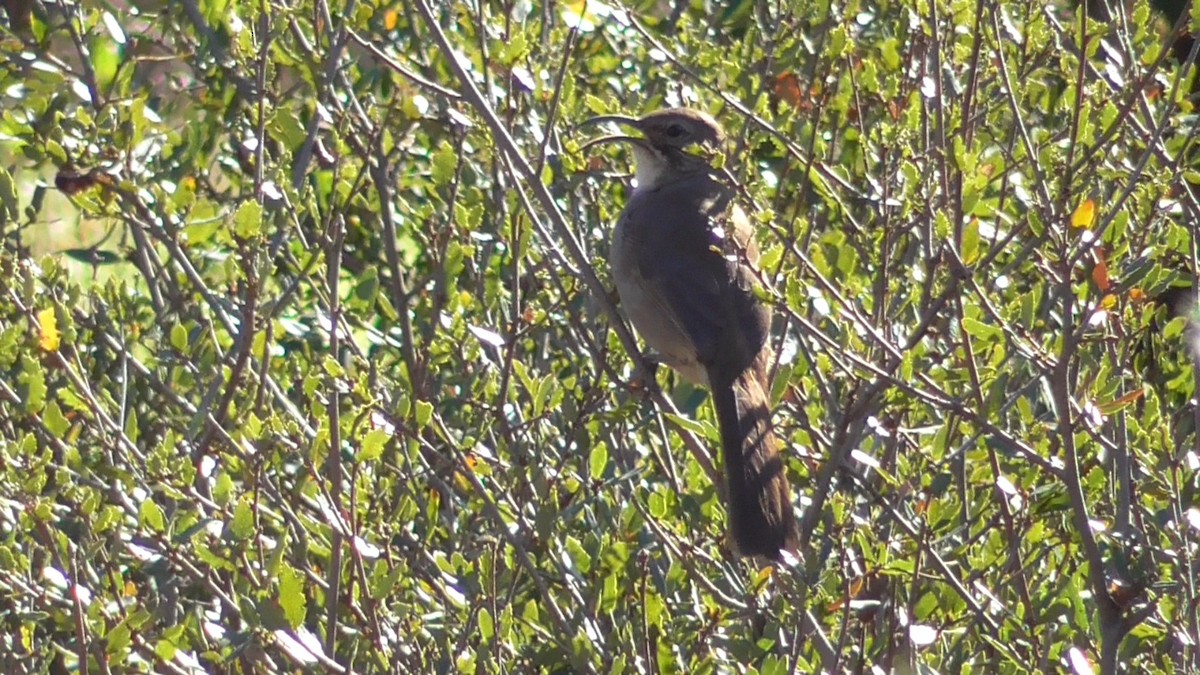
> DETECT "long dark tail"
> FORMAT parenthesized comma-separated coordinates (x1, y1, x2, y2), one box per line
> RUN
(710, 357, 799, 560)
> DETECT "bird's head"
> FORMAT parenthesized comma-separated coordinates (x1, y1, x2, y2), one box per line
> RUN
(581, 108, 726, 191)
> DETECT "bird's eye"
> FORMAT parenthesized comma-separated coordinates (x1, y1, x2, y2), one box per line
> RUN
(665, 123, 686, 138)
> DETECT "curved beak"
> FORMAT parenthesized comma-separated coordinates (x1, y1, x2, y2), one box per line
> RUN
(577, 114, 646, 152)
(579, 114, 642, 130)
(579, 133, 645, 152)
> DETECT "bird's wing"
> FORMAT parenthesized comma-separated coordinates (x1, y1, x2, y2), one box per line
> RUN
(630, 175, 769, 378)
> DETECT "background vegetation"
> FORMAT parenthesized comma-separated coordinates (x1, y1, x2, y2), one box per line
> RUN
(1, 0, 1199, 672)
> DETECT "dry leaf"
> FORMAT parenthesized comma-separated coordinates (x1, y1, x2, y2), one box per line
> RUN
(1091, 250, 1110, 292)
(772, 72, 804, 109)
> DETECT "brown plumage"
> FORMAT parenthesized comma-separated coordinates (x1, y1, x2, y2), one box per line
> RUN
(585, 108, 799, 560)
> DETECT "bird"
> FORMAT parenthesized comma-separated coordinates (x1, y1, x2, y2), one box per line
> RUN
(583, 108, 799, 560)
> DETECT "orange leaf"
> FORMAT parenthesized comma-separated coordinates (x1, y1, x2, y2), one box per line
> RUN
(1091, 252, 1110, 292)
(849, 576, 865, 597)
(772, 72, 804, 108)
(1071, 199, 1096, 229)
(1098, 389, 1144, 415)
(1128, 288, 1146, 303)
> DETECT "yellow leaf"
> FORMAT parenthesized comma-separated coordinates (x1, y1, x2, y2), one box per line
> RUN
(37, 308, 60, 352)
(384, 9, 399, 30)
(453, 471, 471, 493)
(750, 565, 774, 593)
(1071, 199, 1096, 229)
(1100, 294, 1117, 309)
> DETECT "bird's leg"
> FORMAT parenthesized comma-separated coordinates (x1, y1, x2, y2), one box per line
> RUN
(629, 350, 663, 398)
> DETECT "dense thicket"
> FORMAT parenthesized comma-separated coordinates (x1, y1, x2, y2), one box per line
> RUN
(1, 1, 1199, 673)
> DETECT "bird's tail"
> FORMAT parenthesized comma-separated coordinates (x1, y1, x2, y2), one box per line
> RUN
(710, 356, 799, 560)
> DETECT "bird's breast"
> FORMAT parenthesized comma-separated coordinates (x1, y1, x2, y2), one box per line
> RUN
(610, 209, 709, 386)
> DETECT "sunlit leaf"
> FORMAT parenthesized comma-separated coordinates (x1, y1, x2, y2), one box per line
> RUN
(233, 200, 262, 239)
(36, 307, 59, 352)
(1098, 389, 1144, 414)
(1071, 199, 1096, 229)
(278, 564, 306, 628)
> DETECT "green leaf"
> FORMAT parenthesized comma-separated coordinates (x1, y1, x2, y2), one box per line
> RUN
(370, 563, 404, 601)
(478, 607, 494, 641)
(522, 599, 539, 623)
(353, 266, 379, 306)
(935, 210, 952, 239)
(322, 356, 345, 378)
(648, 491, 667, 518)
(583, 94, 607, 115)
(600, 574, 619, 613)
(270, 108, 308, 149)
(171, 323, 188, 352)
(431, 143, 458, 186)
(89, 35, 122, 95)
(588, 442, 608, 480)
(278, 563, 306, 628)
(125, 408, 139, 444)
(565, 536, 591, 574)
(212, 472, 234, 506)
(414, 400, 433, 429)
(760, 656, 787, 675)
(139, 499, 165, 533)
(961, 217, 980, 265)
(230, 497, 254, 540)
(665, 413, 716, 441)
(19, 355, 46, 414)
(154, 638, 178, 662)
(233, 200, 263, 239)
(95, 506, 122, 533)
(0, 167, 17, 226)
(106, 623, 132, 657)
(360, 428, 389, 462)
(532, 375, 555, 417)
(961, 317, 1003, 341)
(43, 400, 69, 438)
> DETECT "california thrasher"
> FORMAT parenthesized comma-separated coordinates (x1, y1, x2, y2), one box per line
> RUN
(583, 108, 800, 560)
